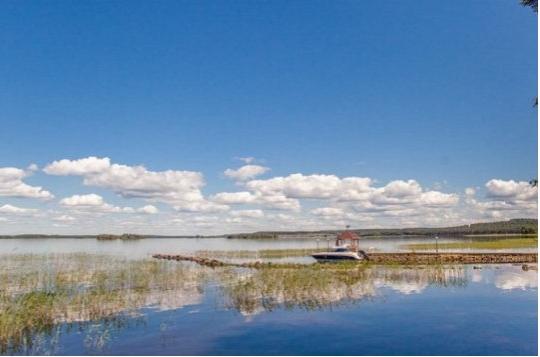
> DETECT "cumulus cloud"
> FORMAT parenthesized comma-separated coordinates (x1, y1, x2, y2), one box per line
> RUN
(58, 193, 151, 214)
(419, 191, 459, 207)
(246, 174, 347, 199)
(0, 167, 53, 199)
(463, 179, 537, 220)
(173, 201, 229, 213)
(230, 209, 264, 218)
(60, 193, 104, 206)
(311, 207, 344, 217)
(44, 156, 220, 212)
(212, 191, 257, 204)
(44, 157, 111, 175)
(224, 165, 270, 181)
(0, 204, 37, 214)
(137, 205, 159, 214)
(220, 174, 458, 214)
(485, 179, 537, 202)
(53, 215, 76, 222)
(465, 187, 476, 196)
(0, 157, 534, 235)
(210, 190, 300, 211)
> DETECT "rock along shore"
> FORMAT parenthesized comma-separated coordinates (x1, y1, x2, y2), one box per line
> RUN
(152, 252, 537, 268)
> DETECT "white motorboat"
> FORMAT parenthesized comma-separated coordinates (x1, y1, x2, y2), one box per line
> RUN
(311, 246, 363, 261)
(311, 228, 367, 262)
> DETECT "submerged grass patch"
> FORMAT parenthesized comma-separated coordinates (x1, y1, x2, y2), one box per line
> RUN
(404, 237, 538, 251)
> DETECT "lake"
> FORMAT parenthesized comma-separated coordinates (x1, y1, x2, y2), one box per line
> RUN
(0, 237, 537, 355)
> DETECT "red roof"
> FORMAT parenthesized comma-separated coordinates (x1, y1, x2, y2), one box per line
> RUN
(337, 231, 360, 241)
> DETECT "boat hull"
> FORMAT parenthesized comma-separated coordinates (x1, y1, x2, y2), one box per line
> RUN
(311, 252, 363, 262)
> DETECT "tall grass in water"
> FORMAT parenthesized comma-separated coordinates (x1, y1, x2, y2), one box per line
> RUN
(0, 253, 211, 354)
(195, 248, 327, 259)
(0, 253, 469, 353)
(222, 263, 467, 315)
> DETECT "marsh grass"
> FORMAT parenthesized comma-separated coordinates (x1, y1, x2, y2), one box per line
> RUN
(0, 253, 470, 353)
(404, 237, 538, 251)
(0, 253, 213, 354)
(222, 263, 467, 314)
(195, 248, 327, 259)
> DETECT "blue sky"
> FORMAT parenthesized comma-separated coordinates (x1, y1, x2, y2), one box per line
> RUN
(0, 1, 537, 234)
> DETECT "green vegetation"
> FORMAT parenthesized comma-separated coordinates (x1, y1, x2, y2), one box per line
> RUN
(0, 254, 212, 353)
(96, 233, 143, 240)
(223, 263, 467, 314)
(227, 219, 538, 239)
(196, 248, 327, 259)
(1, 219, 536, 239)
(226, 233, 279, 239)
(404, 237, 538, 251)
(0, 251, 526, 352)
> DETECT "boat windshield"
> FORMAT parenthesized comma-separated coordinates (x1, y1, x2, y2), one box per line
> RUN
(335, 247, 349, 252)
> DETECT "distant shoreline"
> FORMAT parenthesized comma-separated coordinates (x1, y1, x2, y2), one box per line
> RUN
(0, 218, 536, 240)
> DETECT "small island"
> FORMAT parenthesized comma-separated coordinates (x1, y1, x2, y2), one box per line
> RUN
(96, 233, 143, 241)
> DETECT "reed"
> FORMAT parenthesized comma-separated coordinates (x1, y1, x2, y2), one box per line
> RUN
(404, 237, 538, 251)
(0, 253, 212, 354)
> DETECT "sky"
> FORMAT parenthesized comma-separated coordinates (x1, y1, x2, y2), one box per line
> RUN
(0, 0, 537, 235)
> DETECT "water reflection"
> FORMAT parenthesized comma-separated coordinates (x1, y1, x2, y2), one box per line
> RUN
(0, 254, 536, 354)
(495, 270, 538, 290)
(222, 265, 468, 316)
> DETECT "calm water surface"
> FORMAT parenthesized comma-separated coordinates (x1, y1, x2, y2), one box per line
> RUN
(1, 238, 537, 355)
(0, 236, 536, 258)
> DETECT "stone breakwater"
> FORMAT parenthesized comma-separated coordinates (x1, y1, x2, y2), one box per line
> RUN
(152, 252, 537, 267)
(366, 252, 537, 264)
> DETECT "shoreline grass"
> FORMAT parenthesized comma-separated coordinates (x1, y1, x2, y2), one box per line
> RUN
(404, 237, 538, 251)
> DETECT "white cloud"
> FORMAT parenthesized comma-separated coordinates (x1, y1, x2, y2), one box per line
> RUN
(465, 187, 476, 196)
(380, 179, 422, 198)
(224, 165, 270, 181)
(311, 207, 344, 217)
(237, 157, 256, 164)
(238, 175, 457, 214)
(173, 201, 229, 213)
(485, 179, 537, 202)
(44, 156, 220, 212)
(137, 205, 159, 214)
(0, 167, 53, 199)
(0, 158, 535, 235)
(53, 215, 76, 222)
(212, 191, 257, 204)
(60, 193, 104, 206)
(211, 190, 300, 211)
(0, 204, 37, 214)
(59, 193, 139, 214)
(246, 174, 345, 199)
(44, 156, 111, 175)
(230, 209, 264, 218)
(463, 179, 537, 220)
(419, 191, 459, 207)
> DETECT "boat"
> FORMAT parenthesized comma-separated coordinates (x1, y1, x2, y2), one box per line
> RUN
(311, 228, 367, 262)
(311, 246, 363, 261)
